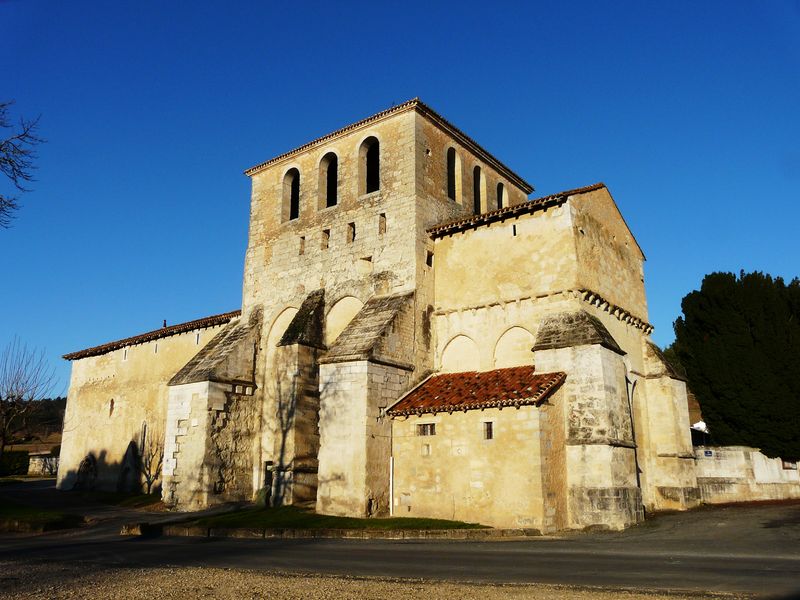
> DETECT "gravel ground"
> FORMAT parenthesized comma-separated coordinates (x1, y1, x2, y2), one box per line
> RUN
(0, 561, 753, 600)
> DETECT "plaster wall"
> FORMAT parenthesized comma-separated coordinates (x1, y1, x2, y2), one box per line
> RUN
(390, 404, 547, 529)
(57, 324, 227, 491)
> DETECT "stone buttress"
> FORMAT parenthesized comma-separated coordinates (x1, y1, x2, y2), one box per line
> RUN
(532, 310, 644, 530)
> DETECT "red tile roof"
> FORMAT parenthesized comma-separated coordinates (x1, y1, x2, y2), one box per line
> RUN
(428, 183, 605, 239)
(386, 366, 566, 417)
(63, 310, 241, 361)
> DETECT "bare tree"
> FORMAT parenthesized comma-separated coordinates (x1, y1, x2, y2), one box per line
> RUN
(0, 339, 55, 462)
(0, 100, 44, 228)
(139, 425, 164, 495)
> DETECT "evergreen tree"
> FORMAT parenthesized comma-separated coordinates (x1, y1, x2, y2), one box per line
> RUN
(672, 271, 800, 460)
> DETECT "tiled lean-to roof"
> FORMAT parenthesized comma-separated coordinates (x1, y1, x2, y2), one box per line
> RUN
(428, 183, 605, 239)
(63, 310, 241, 361)
(386, 366, 566, 417)
(244, 98, 533, 193)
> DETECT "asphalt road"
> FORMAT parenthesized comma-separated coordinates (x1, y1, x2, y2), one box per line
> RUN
(2, 481, 800, 598)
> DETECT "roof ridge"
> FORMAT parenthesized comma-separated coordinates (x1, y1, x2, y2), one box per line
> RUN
(63, 310, 241, 361)
(428, 182, 605, 238)
(243, 99, 533, 192)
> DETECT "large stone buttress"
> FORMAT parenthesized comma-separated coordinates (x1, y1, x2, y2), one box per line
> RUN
(532, 310, 644, 530)
(161, 310, 261, 510)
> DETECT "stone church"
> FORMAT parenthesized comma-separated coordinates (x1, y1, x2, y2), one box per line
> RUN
(57, 99, 700, 531)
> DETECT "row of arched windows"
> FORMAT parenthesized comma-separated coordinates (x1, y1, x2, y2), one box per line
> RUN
(446, 147, 506, 214)
(282, 136, 380, 222)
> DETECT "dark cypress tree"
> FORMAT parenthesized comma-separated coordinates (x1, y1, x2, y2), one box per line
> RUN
(672, 271, 800, 460)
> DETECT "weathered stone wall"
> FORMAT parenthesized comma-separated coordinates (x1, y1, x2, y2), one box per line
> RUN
(57, 323, 228, 491)
(695, 446, 800, 503)
(163, 381, 257, 510)
(391, 400, 556, 529)
(570, 188, 648, 320)
(534, 344, 642, 530)
(316, 361, 410, 517)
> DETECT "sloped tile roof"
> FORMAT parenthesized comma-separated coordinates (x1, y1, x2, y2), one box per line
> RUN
(532, 309, 624, 355)
(169, 317, 255, 386)
(63, 310, 241, 361)
(278, 289, 325, 349)
(387, 366, 566, 417)
(320, 291, 413, 366)
(428, 183, 605, 239)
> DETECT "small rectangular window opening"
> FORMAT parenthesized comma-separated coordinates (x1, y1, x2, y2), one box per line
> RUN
(512, 224, 517, 237)
(417, 423, 436, 436)
(347, 222, 356, 243)
(299, 236, 305, 255)
(123, 348, 128, 361)
(322, 229, 330, 249)
(483, 421, 494, 440)
(379, 213, 387, 235)
(154, 343, 158, 354)
(195, 332, 201, 345)
(426, 251, 434, 267)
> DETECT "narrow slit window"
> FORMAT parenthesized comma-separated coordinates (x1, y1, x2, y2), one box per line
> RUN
(473, 165, 483, 214)
(378, 213, 386, 234)
(283, 168, 300, 221)
(446, 147, 457, 200)
(321, 229, 330, 249)
(154, 343, 158, 354)
(359, 136, 380, 194)
(299, 236, 305, 255)
(497, 182, 505, 209)
(195, 332, 201, 345)
(417, 423, 436, 436)
(320, 152, 338, 208)
(347, 222, 356, 243)
(123, 348, 128, 361)
(426, 251, 434, 267)
(483, 421, 494, 440)
(512, 224, 517, 237)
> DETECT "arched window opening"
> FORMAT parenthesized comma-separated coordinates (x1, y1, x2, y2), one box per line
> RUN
(359, 136, 380, 195)
(473, 166, 485, 214)
(497, 182, 505, 209)
(319, 152, 338, 208)
(283, 168, 300, 221)
(447, 148, 456, 200)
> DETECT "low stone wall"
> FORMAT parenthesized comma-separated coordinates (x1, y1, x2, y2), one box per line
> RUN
(27, 454, 59, 476)
(695, 446, 800, 503)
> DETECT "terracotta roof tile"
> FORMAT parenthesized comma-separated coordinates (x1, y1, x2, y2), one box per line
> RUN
(63, 310, 241, 361)
(387, 366, 566, 417)
(428, 183, 605, 239)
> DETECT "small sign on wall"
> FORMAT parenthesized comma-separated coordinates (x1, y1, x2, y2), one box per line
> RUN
(704, 450, 713, 457)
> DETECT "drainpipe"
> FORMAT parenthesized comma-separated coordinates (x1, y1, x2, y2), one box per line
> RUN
(625, 375, 644, 506)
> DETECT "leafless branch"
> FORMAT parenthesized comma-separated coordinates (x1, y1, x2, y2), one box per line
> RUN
(0, 100, 45, 228)
(0, 338, 55, 460)
(139, 425, 164, 495)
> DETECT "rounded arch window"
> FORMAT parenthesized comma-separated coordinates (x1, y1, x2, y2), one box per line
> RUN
(359, 136, 380, 195)
(283, 168, 300, 221)
(319, 152, 338, 209)
(446, 147, 462, 203)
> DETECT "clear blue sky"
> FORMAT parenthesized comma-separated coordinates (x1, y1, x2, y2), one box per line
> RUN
(2, 1, 798, 393)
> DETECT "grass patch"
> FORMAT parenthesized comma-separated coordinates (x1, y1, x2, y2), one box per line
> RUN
(0, 500, 84, 531)
(192, 505, 487, 530)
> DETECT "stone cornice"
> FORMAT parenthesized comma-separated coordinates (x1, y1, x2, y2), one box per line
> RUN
(433, 288, 653, 334)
